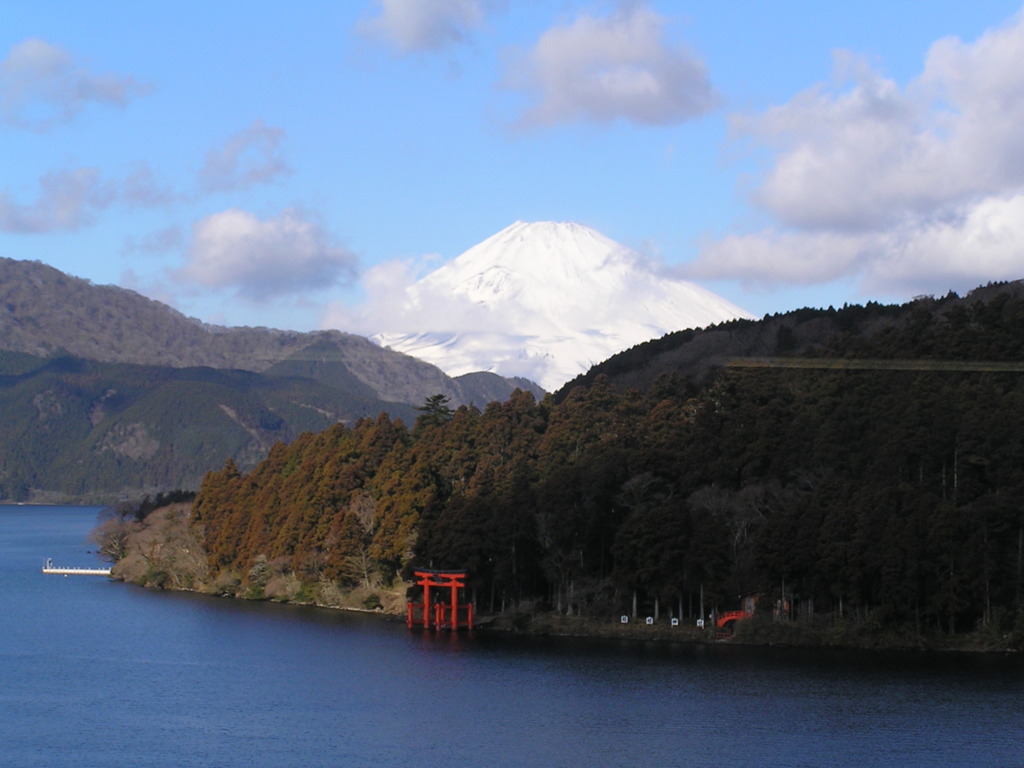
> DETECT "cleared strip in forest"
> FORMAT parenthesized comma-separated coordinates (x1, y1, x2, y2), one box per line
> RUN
(725, 358, 1024, 372)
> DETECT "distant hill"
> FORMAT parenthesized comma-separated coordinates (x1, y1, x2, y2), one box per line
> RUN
(556, 280, 1024, 398)
(0, 350, 416, 502)
(0, 257, 543, 407)
(0, 258, 543, 502)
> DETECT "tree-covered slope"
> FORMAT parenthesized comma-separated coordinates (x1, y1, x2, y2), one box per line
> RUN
(0, 257, 548, 500)
(0, 351, 417, 501)
(558, 281, 1024, 397)
(0, 257, 541, 408)
(160, 284, 1024, 647)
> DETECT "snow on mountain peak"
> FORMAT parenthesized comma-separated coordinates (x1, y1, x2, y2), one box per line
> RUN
(371, 221, 753, 391)
(420, 221, 622, 305)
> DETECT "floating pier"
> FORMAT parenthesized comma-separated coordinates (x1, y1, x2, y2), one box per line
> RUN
(42, 558, 112, 576)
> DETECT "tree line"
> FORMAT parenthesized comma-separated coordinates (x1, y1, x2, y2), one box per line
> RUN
(116, 288, 1024, 645)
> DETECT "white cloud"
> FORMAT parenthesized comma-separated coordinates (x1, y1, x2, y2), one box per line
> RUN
(199, 120, 290, 193)
(693, 229, 870, 287)
(323, 253, 470, 333)
(504, 5, 716, 128)
(0, 162, 178, 233)
(864, 194, 1024, 293)
(326, 251, 524, 352)
(0, 167, 114, 232)
(692, 191, 1024, 297)
(122, 224, 184, 257)
(359, 0, 485, 53)
(698, 9, 1024, 298)
(121, 162, 177, 207)
(742, 12, 1024, 228)
(0, 38, 148, 131)
(1, 121, 282, 235)
(177, 209, 358, 301)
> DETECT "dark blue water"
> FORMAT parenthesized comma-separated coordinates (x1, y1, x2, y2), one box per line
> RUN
(2, 505, 1022, 767)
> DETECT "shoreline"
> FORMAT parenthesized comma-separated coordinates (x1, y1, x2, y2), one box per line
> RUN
(99, 503, 1023, 656)
(112, 573, 1021, 655)
(497, 612, 1024, 654)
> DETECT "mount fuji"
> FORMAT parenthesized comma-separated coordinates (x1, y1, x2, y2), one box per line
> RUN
(371, 221, 754, 391)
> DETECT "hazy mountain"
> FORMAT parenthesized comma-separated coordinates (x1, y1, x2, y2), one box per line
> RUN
(374, 221, 753, 391)
(0, 257, 541, 407)
(0, 350, 412, 502)
(0, 257, 543, 501)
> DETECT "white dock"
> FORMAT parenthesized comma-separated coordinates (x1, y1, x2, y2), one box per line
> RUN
(42, 558, 111, 576)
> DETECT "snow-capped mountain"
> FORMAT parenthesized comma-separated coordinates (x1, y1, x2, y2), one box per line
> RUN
(373, 221, 753, 391)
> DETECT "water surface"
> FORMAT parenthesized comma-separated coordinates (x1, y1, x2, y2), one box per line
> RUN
(2, 505, 1021, 767)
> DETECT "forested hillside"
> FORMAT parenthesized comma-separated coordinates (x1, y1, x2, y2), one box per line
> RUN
(113, 284, 1024, 646)
(0, 257, 543, 501)
(0, 257, 543, 408)
(0, 351, 418, 501)
(560, 280, 1024, 396)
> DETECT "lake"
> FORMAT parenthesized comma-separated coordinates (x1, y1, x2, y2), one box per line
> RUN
(2, 505, 1022, 768)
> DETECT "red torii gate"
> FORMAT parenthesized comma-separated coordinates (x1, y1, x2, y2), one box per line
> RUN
(407, 569, 473, 630)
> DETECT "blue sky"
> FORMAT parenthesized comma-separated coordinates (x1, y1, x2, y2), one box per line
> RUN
(3, 0, 1024, 334)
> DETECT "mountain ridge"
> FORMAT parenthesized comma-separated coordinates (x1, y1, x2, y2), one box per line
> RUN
(0, 256, 542, 501)
(0, 256, 542, 407)
(557, 279, 1024, 398)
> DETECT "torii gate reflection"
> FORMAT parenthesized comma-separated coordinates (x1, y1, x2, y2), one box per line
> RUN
(407, 569, 474, 630)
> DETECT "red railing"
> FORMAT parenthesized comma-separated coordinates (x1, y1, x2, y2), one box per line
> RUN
(715, 610, 753, 629)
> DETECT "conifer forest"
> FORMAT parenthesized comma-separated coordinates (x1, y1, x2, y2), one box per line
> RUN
(149, 288, 1024, 643)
